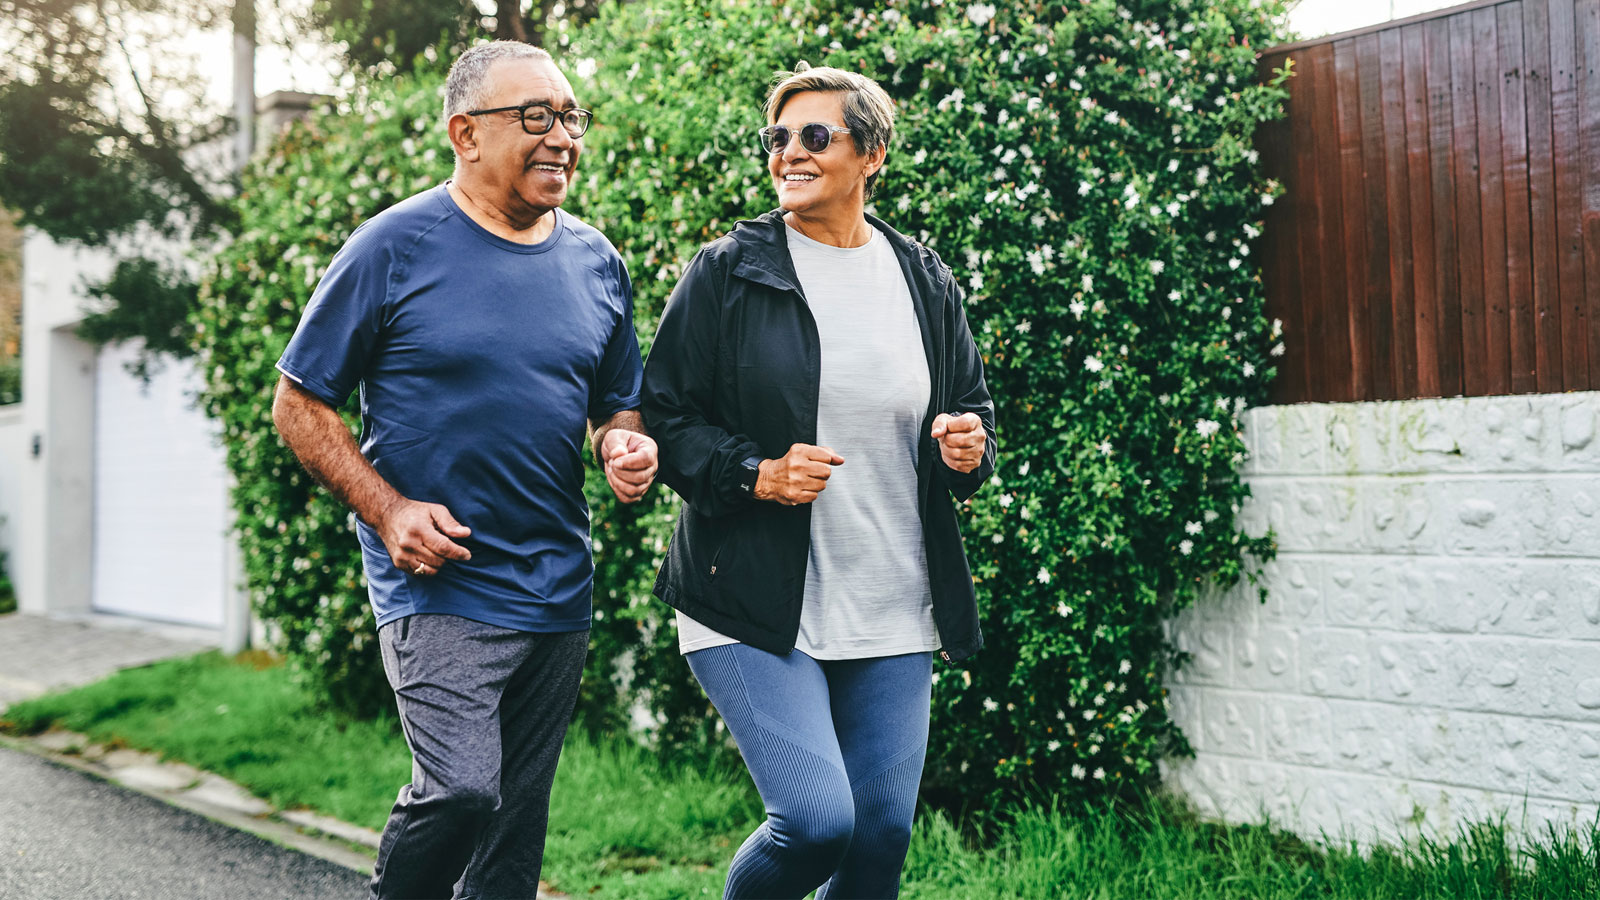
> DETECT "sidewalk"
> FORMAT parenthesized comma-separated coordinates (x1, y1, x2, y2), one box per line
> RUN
(0, 612, 214, 708)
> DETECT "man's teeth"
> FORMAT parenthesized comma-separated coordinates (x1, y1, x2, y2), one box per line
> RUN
(785, 174, 817, 182)
(533, 164, 564, 172)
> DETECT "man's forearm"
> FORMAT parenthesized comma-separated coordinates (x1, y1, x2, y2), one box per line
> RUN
(590, 408, 646, 467)
(272, 377, 403, 525)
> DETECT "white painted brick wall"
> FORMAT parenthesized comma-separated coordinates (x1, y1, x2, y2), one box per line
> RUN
(1164, 392, 1600, 847)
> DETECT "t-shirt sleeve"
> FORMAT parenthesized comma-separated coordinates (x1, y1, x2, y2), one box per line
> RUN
(588, 254, 644, 422)
(275, 223, 390, 408)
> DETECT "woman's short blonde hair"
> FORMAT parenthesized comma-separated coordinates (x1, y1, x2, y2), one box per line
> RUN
(763, 64, 896, 200)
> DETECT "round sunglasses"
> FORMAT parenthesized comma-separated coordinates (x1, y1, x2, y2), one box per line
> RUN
(758, 122, 852, 154)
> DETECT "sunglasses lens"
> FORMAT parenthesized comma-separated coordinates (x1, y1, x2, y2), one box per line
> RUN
(800, 123, 832, 152)
(761, 126, 790, 154)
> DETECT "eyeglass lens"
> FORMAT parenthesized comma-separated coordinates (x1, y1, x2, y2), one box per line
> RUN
(761, 123, 834, 154)
(524, 106, 590, 136)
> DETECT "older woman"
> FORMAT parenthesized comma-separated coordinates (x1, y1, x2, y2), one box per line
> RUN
(642, 65, 995, 899)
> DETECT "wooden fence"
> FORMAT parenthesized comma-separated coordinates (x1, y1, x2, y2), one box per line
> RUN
(1257, 0, 1600, 403)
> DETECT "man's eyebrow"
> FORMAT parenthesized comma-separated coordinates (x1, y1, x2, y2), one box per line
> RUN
(517, 96, 578, 109)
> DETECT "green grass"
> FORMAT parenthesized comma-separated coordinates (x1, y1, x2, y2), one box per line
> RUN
(4, 652, 1597, 899)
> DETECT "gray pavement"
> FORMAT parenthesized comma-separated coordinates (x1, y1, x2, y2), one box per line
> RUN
(0, 613, 212, 708)
(0, 744, 366, 899)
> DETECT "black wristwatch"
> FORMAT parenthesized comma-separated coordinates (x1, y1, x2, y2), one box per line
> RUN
(737, 455, 763, 495)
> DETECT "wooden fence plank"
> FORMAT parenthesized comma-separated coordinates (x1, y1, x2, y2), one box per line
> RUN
(1450, 12, 1489, 397)
(1290, 46, 1333, 403)
(1522, 0, 1565, 392)
(1476, 6, 1515, 395)
(1359, 31, 1398, 400)
(1581, 0, 1600, 390)
(1335, 38, 1374, 401)
(1308, 42, 1355, 401)
(1426, 18, 1465, 398)
(1382, 27, 1419, 398)
(1499, 3, 1539, 393)
(1548, 0, 1590, 390)
(1404, 23, 1443, 397)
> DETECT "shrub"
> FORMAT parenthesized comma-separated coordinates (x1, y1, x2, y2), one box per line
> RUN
(198, 0, 1289, 812)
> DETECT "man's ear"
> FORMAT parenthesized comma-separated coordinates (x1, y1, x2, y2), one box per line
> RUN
(448, 113, 481, 163)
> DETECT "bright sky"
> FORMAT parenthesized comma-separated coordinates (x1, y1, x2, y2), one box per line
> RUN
(1286, 0, 1471, 40)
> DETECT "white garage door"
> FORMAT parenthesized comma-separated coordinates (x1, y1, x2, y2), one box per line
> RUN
(91, 342, 230, 628)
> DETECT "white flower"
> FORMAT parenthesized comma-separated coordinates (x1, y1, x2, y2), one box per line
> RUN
(970, 272, 985, 291)
(1017, 318, 1032, 333)
(966, 3, 997, 27)
(1203, 509, 1220, 523)
(1228, 257, 1241, 270)
(1185, 521, 1202, 535)
(913, 148, 929, 165)
(1072, 764, 1088, 779)
(1262, 193, 1276, 206)
(883, 45, 897, 64)
(897, 195, 912, 211)
(883, 8, 901, 22)
(1056, 602, 1071, 617)
(1149, 259, 1165, 275)
(815, 24, 829, 36)
(1167, 159, 1179, 173)
(1078, 180, 1093, 196)
(1048, 740, 1062, 752)
(1026, 252, 1045, 276)
(1168, 290, 1181, 301)
(1196, 418, 1222, 438)
(1242, 362, 1256, 377)
(1118, 659, 1132, 675)
(983, 697, 999, 712)
(1196, 166, 1210, 185)
(1084, 355, 1104, 373)
(1093, 767, 1106, 780)
(1104, 110, 1120, 125)
(1018, 460, 1030, 476)
(1079, 96, 1095, 111)
(1179, 539, 1194, 555)
(1271, 342, 1286, 357)
(1031, 213, 1046, 228)
(1098, 439, 1113, 455)
(1082, 274, 1094, 292)
(991, 532, 1004, 544)
(1166, 201, 1181, 217)
(1037, 567, 1052, 584)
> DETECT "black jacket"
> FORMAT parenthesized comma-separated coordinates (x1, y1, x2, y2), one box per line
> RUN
(641, 209, 997, 662)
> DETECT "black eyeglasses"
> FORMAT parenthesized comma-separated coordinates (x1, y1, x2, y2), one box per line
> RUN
(465, 103, 593, 137)
(758, 122, 852, 154)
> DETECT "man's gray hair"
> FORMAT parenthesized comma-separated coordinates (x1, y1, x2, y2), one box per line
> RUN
(763, 64, 896, 200)
(444, 42, 553, 121)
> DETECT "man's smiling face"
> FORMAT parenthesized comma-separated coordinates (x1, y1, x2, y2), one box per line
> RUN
(472, 57, 582, 216)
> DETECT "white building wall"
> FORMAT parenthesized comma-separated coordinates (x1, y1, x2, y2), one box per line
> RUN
(0, 404, 23, 571)
(1165, 392, 1600, 846)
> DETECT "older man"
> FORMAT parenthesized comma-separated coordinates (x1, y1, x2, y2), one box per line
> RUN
(272, 41, 656, 899)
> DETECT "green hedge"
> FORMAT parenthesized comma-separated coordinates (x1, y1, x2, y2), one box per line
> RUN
(197, 0, 1289, 811)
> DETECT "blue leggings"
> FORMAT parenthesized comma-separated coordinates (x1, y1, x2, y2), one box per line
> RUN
(687, 644, 933, 900)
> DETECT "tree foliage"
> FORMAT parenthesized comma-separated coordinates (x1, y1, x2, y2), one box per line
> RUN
(200, 0, 1291, 813)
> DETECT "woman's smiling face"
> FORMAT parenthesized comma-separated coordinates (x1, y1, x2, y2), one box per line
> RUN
(767, 91, 878, 216)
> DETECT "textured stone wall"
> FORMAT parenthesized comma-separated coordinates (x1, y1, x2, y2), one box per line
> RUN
(1163, 392, 1600, 846)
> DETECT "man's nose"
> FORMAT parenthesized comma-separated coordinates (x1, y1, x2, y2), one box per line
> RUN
(544, 122, 576, 151)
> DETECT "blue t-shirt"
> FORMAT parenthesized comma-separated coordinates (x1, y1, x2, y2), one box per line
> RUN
(277, 184, 642, 633)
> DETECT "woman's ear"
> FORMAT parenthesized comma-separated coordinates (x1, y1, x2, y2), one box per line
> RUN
(863, 142, 887, 181)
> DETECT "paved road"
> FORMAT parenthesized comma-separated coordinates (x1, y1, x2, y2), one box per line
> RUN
(0, 746, 366, 899)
